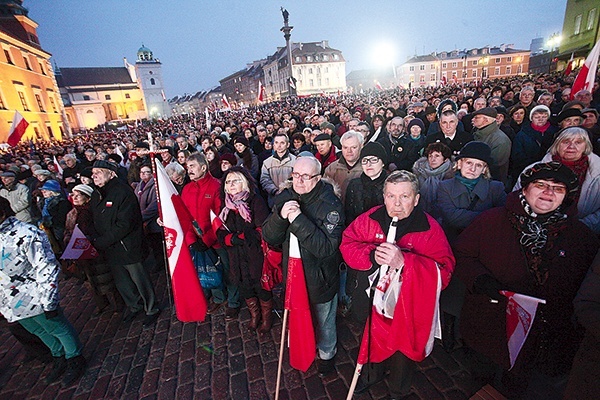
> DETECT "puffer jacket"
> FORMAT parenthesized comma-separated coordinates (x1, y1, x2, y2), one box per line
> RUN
(260, 151, 296, 206)
(0, 183, 32, 223)
(324, 156, 363, 202)
(0, 217, 60, 322)
(262, 179, 343, 304)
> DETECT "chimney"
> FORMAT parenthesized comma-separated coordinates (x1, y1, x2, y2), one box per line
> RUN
(321, 40, 329, 49)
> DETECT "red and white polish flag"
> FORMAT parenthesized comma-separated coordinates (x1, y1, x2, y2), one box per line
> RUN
(571, 38, 600, 99)
(564, 53, 574, 76)
(501, 291, 546, 369)
(7, 111, 28, 146)
(61, 225, 99, 260)
(155, 159, 207, 322)
(257, 81, 266, 102)
(222, 94, 231, 110)
(285, 233, 316, 372)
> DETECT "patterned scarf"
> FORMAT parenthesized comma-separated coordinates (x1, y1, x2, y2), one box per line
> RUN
(552, 154, 589, 191)
(219, 190, 252, 223)
(508, 192, 568, 285)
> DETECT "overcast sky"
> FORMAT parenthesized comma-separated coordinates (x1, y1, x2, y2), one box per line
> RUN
(28, 0, 567, 97)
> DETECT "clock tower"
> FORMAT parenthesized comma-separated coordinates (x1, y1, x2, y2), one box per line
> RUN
(134, 45, 170, 119)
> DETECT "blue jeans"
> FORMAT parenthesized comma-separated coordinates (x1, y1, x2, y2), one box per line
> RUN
(312, 294, 337, 360)
(212, 247, 240, 308)
(18, 309, 82, 359)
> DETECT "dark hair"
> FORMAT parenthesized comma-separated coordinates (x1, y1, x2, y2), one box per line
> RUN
(424, 142, 452, 160)
(291, 132, 305, 144)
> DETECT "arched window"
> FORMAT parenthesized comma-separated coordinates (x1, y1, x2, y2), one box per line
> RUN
(150, 78, 155, 85)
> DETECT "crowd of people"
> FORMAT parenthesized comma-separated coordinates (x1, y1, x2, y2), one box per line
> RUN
(0, 71, 599, 398)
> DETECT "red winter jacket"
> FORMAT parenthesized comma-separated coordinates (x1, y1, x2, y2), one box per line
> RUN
(181, 173, 221, 249)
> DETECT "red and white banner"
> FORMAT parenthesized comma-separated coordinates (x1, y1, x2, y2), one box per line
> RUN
(374, 80, 383, 90)
(571, 38, 600, 99)
(564, 53, 574, 76)
(221, 94, 231, 110)
(7, 111, 28, 146)
(204, 107, 211, 130)
(257, 81, 265, 102)
(155, 159, 207, 322)
(61, 225, 98, 260)
(285, 233, 315, 371)
(501, 291, 546, 369)
(53, 155, 63, 176)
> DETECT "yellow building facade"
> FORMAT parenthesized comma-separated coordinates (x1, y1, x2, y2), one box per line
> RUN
(0, 3, 66, 143)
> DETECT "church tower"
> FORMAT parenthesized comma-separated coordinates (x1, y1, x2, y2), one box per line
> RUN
(134, 44, 170, 119)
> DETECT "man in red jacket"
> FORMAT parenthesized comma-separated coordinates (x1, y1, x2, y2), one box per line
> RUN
(340, 170, 455, 399)
(181, 153, 240, 318)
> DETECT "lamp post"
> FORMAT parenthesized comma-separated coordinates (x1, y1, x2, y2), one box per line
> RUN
(479, 56, 489, 85)
(280, 7, 295, 97)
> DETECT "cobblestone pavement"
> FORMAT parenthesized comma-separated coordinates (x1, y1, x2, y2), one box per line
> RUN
(0, 267, 485, 399)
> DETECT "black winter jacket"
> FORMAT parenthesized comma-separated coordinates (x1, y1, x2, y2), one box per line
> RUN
(91, 177, 144, 266)
(262, 180, 343, 304)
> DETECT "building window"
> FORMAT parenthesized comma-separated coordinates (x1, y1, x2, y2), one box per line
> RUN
(307, 56, 312, 62)
(333, 54, 339, 60)
(506, 57, 512, 62)
(49, 97, 57, 112)
(588, 9, 597, 31)
(452, 62, 457, 68)
(38, 61, 46, 74)
(309, 68, 313, 74)
(430, 73, 436, 81)
(18, 91, 29, 111)
(325, 67, 328, 73)
(83, 95, 90, 100)
(105, 94, 111, 100)
(472, 60, 478, 66)
(317, 79, 322, 86)
(419, 75, 425, 83)
(125, 93, 131, 99)
(495, 67, 500, 75)
(47, 126, 53, 138)
(309, 79, 314, 87)
(517, 65, 523, 74)
(506, 66, 512, 74)
(23, 56, 31, 70)
(0, 93, 6, 110)
(150, 78, 155, 85)
(35, 94, 45, 111)
(317, 67, 321, 74)
(430, 64, 435, 69)
(472, 69, 477, 77)
(295, 56, 301, 62)
(323, 55, 329, 61)
(325, 78, 329, 85)
(442, 63, 447, 68)
(409, 66, 415, 72)
(495, 57, 501, 64)
(574, 14, 582, 35)
(4, 49, 12, 64)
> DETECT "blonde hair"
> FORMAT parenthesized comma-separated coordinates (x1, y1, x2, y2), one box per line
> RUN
(224, 171, 249, 194)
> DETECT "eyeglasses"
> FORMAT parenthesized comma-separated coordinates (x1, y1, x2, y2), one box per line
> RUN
(361, 157, 380, 165)
(291, 172, 320, 181)
(531, 181, 567, 194)
(225, 178, 243, 185)
(140, 170, 152, 174)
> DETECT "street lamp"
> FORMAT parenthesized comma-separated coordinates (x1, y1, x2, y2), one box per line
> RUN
(372, 41, 397, 85)
(479, 56, 489, 83)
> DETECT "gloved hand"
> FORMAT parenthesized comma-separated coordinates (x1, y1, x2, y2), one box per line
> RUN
(231, 233, 244, 246)
(190, 239, 209, 253)
(473, 274, 505, 301)
(45, 310, 59, 320)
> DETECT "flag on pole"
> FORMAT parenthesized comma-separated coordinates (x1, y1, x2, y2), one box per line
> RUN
(501, 291, 546, 369)
(205, 107, 211, 130)
(161, 89, 167, 102)
(222, 94, 231, 110)
(258, 81, 266, 102)
(53, 155, 64, 176)
(564, 53, 574, 76)
(285, 233, 316, 371)
(374, 80, 383, 90)
(155, 159, 207, 322)
(288, 76, 296, 90)
(314, 101, 318, 116)
(571, 38, 600, 99)
(61, 225, 99, 260)
(7, 111, 28, 146)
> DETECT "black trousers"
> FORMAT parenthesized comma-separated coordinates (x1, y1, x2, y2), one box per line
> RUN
(361, 351, 416, 396)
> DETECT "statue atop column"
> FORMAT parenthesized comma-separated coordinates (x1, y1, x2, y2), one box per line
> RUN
(281, 7, 289, 24)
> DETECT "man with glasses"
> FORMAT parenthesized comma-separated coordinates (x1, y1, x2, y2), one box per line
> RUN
(377, 116, 404, 163)
(263, 156, 344, 377)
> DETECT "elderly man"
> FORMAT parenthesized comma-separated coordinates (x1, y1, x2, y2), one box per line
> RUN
(377, 116, 404, 162)
(0, 170, 32, 223)
(181, 153, 240, 318)
(313, 133, 337, 173)
(471, 107, 511, 184)
(340, 170, 455, 399)
(324, 131, 364, 202)
(260, 132, 297, 207)
(425, 111, 474, 156)
(91, 160, 160, 326)
(263, 156, 344, 377)
(574, 90, 593, 108)
(556, 108, 584, 130)
(463, 97, 487, 133)
(62, 154, 81, 191)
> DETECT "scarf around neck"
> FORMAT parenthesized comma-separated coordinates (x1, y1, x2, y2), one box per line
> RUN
(219, 190, 252, 224)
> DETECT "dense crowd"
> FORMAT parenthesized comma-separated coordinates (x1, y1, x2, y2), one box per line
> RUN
(1, 72, 599, 399)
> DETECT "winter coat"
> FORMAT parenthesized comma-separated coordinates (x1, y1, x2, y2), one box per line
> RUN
(0, 183, 32, 223)
(473, 122, 512, 184)
(391, 135, 426, 171)
(454, 192, 599, 373)
(514, 152, 600, 234)
(344, 171, 387, 225)
(135, 178, 161, 234)
(41, 194, 72, 244)
(260, 151, 296, 207)
(437, 176, 506, 243)
(216, 194, 270, 288)
(425, 129, 474, 157)
(315, 147, 338, 173)
(180, 173, 221, 249)
(262, 179, 343, 304)
(324, 156, 363, 202)
(0, 217, 60, 322)
(412, 157, 454, 218)
(90, 177, 145, 266)
(340, 206, 455, 361)
(511, 122, 558, 177)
